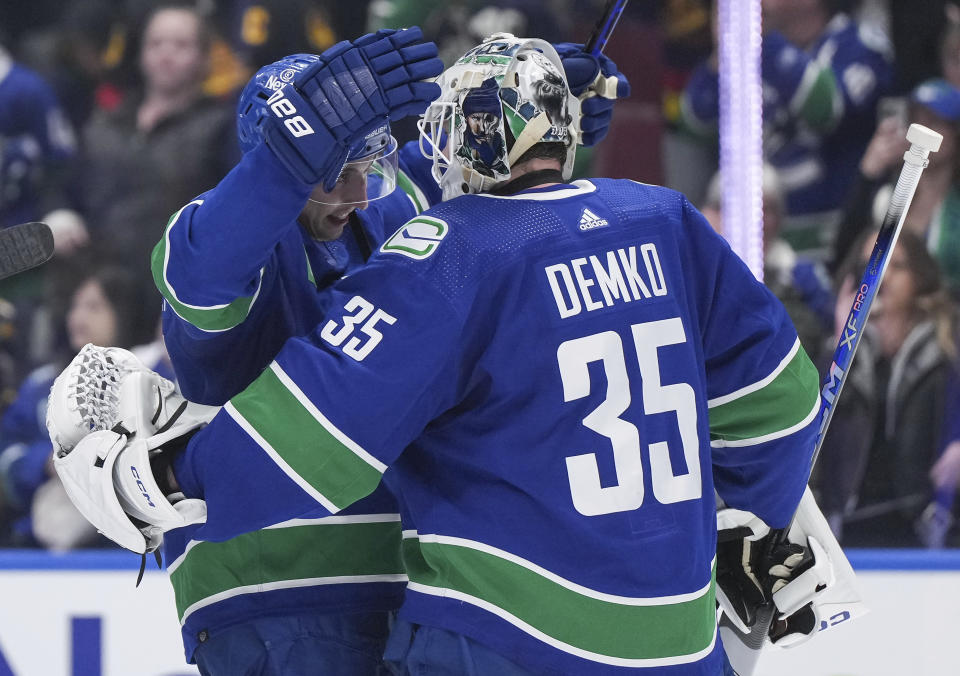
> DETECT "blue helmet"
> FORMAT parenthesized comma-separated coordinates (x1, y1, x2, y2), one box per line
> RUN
(236, 53, 393, 161)
(236, 54, 318, 155)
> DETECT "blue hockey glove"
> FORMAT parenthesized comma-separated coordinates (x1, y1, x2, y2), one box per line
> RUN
(554, 42, 631, 147)
(352, 28, 445, 119)
(263, 27, 442, 189)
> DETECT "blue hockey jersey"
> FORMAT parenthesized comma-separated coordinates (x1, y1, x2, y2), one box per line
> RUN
(150, 139, 438, 661)
(682, 14, 892, 255)
(173, 178, 820, 674)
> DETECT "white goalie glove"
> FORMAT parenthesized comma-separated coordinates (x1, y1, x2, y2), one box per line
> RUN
(47, 344, 218, 554)
(716, 488, 867, 649)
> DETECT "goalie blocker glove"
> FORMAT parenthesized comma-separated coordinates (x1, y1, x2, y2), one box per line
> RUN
(251, 27, 442, 190)
(553, 42, 631, 146)
(716, 503, 835, 648)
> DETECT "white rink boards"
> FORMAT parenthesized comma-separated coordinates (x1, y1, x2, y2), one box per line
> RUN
(756, 550, 960, 676)
(0, 549, 957, 675)
(0, 551, 197, 676)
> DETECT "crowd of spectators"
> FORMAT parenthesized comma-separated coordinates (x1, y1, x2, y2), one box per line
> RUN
(0, 0, 958, 550)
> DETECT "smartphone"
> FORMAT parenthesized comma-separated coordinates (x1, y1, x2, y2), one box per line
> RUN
(876, 96, 908, 128)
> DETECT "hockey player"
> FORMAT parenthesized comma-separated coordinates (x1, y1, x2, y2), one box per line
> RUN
(51, 35, 820, 675)
(144, 28, 627, 675)
(149, 29, 446, 674)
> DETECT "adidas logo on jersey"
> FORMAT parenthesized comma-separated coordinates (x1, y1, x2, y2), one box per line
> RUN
(578, 208, 609, 231)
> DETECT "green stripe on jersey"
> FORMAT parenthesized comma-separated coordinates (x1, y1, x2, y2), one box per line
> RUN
(151, 204, 260, 332)
(304, 246, 316, 286)
(795, 66, 840, 131)
(229, 364, 384, 510)
(403, 536, 717, 663)
(395, 169, 428, 214)
(708, 341, 820, 443)
(170, 519, 404, 622)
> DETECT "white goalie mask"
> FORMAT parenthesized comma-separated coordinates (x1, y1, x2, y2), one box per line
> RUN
(418, 33, 581, 201)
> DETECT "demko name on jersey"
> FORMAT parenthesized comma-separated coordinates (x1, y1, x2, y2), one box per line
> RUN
(545, 243, 668, 319)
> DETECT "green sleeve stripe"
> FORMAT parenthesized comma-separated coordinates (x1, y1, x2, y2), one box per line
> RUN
(395, 168, 429, 214)
(710, 395, 820, 448)
(403, 534, 717, 665)
(227, 362, 385, 510)
(708, 339, 801, 407)
(169, 517, 405, 622)
(708, 340, 821, 444)
(150, 200, 262, 333)
(791, 63, 841, 131)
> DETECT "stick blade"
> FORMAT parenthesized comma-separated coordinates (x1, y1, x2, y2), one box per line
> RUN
(0, 222, 55, 281)
(719, 613, 766, 675)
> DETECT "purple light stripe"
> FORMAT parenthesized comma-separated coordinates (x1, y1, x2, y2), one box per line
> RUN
(718, 0, 764, 280)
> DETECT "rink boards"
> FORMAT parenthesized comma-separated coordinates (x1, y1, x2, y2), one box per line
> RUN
(0, 549, 957, 676)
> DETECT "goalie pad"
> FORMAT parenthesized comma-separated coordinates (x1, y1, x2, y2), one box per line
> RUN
(54, 426, 207, 554)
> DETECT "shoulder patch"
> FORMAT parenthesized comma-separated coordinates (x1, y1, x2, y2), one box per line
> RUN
(381, 215, 449, 260)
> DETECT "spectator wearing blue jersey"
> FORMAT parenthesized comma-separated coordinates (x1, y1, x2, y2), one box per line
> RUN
(700, 164, 834, 362)
(0, 41, 88, 383)
(48, 34, 838, 676)
(680, 0, 893, 259)
(0, 43, 85, 247)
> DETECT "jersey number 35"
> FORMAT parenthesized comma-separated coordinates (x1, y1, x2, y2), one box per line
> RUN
(558, 317, 701, 517)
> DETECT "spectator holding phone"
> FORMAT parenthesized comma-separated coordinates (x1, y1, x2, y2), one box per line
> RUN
(832, 78, 960, 291)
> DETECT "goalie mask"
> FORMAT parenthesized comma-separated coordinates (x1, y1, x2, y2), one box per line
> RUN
(237, 53, 399, 205)
(419, 34, 581, 201)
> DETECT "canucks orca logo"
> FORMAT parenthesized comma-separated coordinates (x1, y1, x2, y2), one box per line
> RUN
(382, 216, 449, 259)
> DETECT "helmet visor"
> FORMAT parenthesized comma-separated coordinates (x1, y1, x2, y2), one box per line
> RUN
(308, 136, 399, 206)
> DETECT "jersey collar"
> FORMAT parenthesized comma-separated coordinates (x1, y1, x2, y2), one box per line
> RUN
(475, 179, 597, 201)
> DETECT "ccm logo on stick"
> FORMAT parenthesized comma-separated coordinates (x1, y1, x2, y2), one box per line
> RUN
(266, 89, 315, 138)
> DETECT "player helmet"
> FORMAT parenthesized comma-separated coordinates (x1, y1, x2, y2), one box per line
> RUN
(236, 53, 399, 205)
(418, 33, 581, 201)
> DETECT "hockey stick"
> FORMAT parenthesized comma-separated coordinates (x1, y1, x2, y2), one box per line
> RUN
(0, 221, 54, 281)
(585, 0, 629, 55)
(720, 123, 943, 674)
(579, 0, 629, 101)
